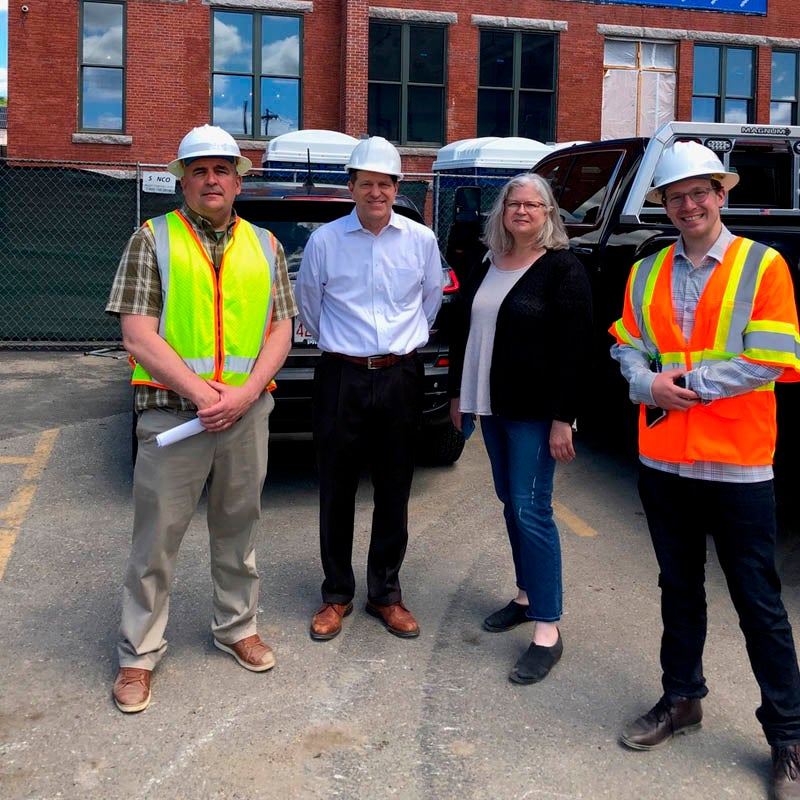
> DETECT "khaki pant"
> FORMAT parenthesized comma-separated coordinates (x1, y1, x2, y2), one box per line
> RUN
(117, 392, 272, 670)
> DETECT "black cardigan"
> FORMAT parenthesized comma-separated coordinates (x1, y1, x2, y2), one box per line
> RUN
(447, 247, 593, 424)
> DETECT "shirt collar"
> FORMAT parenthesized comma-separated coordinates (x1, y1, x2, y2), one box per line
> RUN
(181, 203, 238, 235)
(345, 206, 401, 234)
(674, 224, 735, 266)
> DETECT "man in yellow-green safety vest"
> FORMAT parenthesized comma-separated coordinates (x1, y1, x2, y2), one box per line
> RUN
(106, 124, 296, 713)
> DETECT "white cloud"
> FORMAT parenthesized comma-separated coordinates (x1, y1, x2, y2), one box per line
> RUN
(0, 68, 6, 98)
(0, 2, 7, 12)
(213, 17, 246, 71)
(262, 35, 299, 75)
(83, 25, 122, 63)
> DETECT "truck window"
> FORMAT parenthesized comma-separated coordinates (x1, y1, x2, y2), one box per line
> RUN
(728, 143, 793, 209)
(538, 150, 625, 224)
(536, 155, 572, 199)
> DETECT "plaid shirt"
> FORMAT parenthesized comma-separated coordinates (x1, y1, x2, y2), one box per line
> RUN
(106, 204, 298, 412)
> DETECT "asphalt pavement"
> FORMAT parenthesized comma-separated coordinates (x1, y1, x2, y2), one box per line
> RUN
(3, 350, 800, 800)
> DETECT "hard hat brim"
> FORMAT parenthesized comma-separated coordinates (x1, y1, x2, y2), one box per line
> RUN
(345, 165, 404, 181)
(645, 170, 739, 205)
(167, 154, 253, 178)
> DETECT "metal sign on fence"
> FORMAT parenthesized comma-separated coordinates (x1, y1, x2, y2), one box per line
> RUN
(142, 172, 177, 194)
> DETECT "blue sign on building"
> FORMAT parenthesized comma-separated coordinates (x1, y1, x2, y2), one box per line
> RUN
(595, 0, 766, 13)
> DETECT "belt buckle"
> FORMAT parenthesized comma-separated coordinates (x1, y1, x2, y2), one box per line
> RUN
(366, 355, 382, 369)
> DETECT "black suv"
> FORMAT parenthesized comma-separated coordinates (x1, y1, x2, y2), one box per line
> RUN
(234, 181, 465, 466)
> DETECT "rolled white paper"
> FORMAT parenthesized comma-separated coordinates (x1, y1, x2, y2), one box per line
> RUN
(155, 416, 206, 447)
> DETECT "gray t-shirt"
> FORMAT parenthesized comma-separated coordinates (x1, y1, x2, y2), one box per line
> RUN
(459, 259, 531, 415)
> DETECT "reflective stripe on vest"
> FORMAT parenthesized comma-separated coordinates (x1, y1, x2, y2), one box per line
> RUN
(610, 238, 800, 465)
(131, 210, 276, 389)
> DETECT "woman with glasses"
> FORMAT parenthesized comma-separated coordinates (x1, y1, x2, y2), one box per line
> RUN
(448, 172, 593, 684)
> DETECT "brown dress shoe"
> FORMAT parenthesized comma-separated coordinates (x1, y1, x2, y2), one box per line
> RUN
(772, 744, 800, 799)
(310, 602, 353, 640)
(620, 696, 702, 750)
(214, 633, 275, 672)
(366, 601, 420, 638)
(113, 667, 152, 713)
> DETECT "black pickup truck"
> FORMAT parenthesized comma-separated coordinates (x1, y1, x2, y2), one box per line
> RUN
(447, 121, 800, 533)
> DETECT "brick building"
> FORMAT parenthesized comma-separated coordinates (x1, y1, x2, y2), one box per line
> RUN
(7, 0, 800, 174)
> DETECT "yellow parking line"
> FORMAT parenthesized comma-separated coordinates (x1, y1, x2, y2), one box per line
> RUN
(0, 428, 60, 581)
(554, 500, 597, 538)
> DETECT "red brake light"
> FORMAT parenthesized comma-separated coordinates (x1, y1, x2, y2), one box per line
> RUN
(442, 267, 459, 294)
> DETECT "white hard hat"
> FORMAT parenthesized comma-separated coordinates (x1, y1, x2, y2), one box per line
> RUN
(167, 124, 253, 177)
(345, 136, 403, 180)
(646, 140, 739, 204)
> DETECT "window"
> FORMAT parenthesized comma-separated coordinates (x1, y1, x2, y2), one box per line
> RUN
(79, 1, 125, 131)
(692, 44, 755, 124)
(477, 29, 557, 142)
(729, 142, 794, 209)
(212, 12, 301, 138)
(771, 51, 799, 125)
(536, 149, 625, 224)
(602, 39, 676, 139)
(368, 21, 446, 146)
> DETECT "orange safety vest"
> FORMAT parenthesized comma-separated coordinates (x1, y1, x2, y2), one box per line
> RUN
(610, 238, 800, 466)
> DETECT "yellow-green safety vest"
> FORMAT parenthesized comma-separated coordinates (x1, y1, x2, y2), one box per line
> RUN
(131, 210, 276, 389)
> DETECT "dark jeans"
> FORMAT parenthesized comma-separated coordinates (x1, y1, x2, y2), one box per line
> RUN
(480, 415, 562, 622)
(312, 352, 423, 606)
(638, 465, 800, 746)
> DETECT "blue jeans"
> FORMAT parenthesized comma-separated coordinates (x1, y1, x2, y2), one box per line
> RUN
(480, 415, 562, 622)
(639, 465, 800, 746)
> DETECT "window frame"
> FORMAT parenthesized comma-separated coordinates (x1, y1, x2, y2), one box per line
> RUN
(692, 44, 755, 124)
(211, 10, 303, 140)
(78, 0, 126, 133)
(367, 20, 447, 147)
(771, 49, 800, 126)
(476, 28, 558, 143)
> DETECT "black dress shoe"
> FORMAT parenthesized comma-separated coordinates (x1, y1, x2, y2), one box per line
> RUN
(772, 744, 800, 799)
(509, 632, 563, 684)
(620, 696, 702, 750)
(483, 600, 531, 632)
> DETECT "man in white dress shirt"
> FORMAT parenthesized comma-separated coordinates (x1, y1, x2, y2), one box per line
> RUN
(295, 136, 443, 641)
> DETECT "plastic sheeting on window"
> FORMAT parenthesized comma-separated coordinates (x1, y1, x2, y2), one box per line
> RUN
(604, 39, 637, 68)
(601, 68, 675, 139)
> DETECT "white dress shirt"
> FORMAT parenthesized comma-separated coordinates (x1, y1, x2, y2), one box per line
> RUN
(295, 208, 443, 356)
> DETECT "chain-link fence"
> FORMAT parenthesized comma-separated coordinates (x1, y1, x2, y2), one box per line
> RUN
(0, 157, 518, 348)
(1, 159, 186, 348)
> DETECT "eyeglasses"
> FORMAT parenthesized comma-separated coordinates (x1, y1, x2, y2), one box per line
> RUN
(664, 187, 715, 209)
(505, 200, 550, 212)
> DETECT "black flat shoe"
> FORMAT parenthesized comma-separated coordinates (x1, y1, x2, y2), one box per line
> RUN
(509, 632, 563, 684)
(483, 600, 531, 632)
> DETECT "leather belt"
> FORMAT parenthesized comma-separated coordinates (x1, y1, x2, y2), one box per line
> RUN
(328, 351, 415, 370)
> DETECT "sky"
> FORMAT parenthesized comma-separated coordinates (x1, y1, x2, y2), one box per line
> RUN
(1, 0, 7, 100)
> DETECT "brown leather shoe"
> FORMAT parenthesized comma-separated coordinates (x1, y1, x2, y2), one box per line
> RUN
(620, 696, 702, 750)
(366, 601, 420, 638)
(310, 602, 353, 641)
(214, 633, 275, 672)
(113, 667, 152, 713)
(772, 744, 800, 799)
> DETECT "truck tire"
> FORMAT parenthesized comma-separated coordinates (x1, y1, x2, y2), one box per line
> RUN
(418, 422, 465, 466)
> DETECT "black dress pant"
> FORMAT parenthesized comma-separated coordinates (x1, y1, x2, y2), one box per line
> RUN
(638, 465, 800, 746)
(312, 352, 423, 606)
